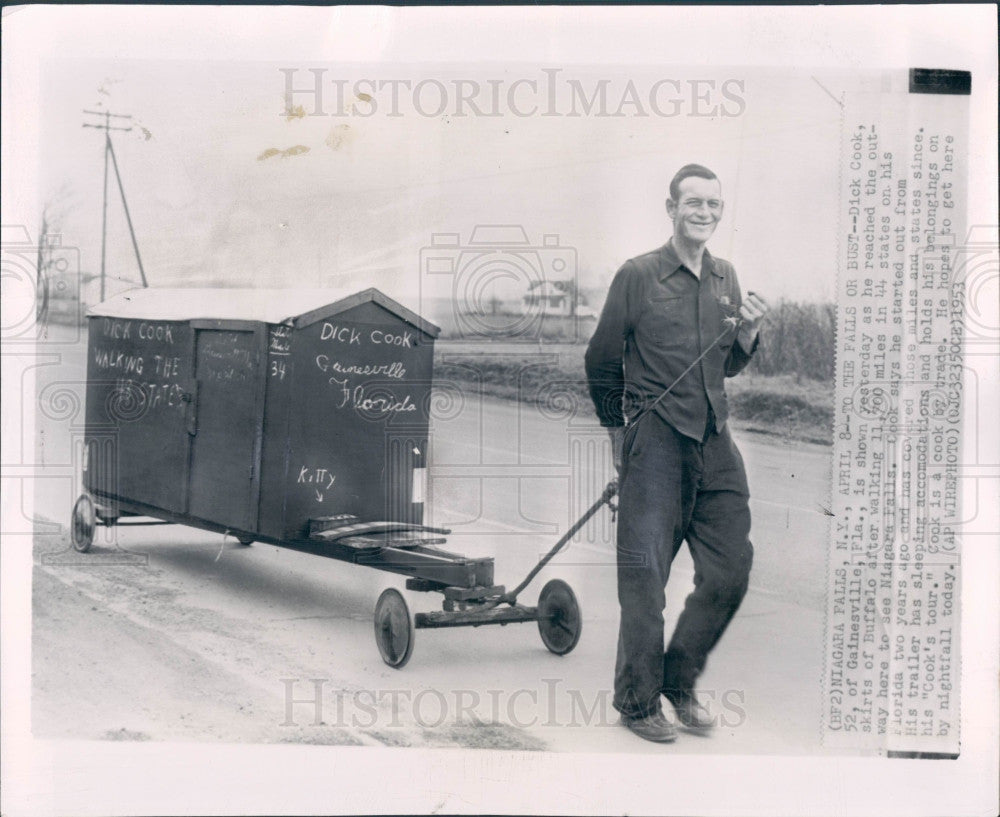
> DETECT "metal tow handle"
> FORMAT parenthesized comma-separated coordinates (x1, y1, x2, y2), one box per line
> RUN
(502, 479, 618, 605)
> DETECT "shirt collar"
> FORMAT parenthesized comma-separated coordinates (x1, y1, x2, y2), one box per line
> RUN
(659, 238, 723, 280)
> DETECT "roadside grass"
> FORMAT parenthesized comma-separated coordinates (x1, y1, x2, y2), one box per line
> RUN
(435, 343, 833, 445)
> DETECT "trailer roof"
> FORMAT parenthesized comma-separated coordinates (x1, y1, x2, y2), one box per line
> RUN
(88, 287, 440, 337)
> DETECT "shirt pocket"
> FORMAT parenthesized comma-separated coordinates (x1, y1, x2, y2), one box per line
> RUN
(644, 295, 684, 346)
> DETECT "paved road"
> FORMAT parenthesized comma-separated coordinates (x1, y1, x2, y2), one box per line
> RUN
(28, 323, 833, 753)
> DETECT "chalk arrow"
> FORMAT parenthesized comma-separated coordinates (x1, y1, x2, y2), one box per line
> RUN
(315, 490, 324, 502)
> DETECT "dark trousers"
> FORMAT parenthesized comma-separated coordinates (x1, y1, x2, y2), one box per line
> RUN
(613, 413, 754, 719)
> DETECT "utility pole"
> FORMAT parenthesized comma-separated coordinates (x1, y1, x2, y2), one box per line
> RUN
(83, 110, 149, 301)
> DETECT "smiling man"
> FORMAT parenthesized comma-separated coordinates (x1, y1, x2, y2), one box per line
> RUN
(585, 164, 768, 743)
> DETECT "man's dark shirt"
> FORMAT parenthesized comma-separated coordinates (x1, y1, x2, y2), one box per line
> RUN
(584, 240, 759, 441)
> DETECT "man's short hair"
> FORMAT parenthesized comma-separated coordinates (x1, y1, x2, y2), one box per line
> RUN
(668, 164, 719, 201)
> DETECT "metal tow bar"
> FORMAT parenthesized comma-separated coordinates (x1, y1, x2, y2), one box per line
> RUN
(373, 481, 619, 668)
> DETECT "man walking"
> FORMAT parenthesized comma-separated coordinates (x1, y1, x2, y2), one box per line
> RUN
(585, 164, 768, 743)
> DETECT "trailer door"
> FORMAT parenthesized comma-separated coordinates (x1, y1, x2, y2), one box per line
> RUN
(84, 318, 193, 515)
(188, 325, 264, 532)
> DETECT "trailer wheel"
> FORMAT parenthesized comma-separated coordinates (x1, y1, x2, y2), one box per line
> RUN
(537, 579, 581, 656)
(374, 588, 415, 669)
(71, 494, 96, 553)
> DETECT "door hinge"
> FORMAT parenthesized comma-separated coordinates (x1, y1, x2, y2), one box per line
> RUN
(183, 381, 199, 436)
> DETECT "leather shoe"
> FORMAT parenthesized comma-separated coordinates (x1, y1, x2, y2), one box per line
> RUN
(620, 711, 678, 743)
(666, 692, 714, 729)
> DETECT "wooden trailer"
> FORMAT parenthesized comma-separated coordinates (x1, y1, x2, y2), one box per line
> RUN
(72, 287, 595, 667)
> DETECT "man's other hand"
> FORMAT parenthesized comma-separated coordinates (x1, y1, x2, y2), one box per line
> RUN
(738, 291, 769, 349)
(609, 426, 626, 474)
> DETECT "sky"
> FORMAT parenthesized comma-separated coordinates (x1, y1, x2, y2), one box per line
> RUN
(41, 59, 844, 315)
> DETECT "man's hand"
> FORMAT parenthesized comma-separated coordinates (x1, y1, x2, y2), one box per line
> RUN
(737, 291, 769, 350)
(608, 426, 625, 474)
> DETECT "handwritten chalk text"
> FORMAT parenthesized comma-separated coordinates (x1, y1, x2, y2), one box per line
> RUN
(330, 379, 417, 414)
(319, 322, 414, 348)
(315, 354, 406, 379)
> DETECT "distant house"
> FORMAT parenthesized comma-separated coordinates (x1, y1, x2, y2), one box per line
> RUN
(523, 280, 578, 316)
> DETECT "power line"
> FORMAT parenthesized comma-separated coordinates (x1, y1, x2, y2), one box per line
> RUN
(82, 109, 149, 300)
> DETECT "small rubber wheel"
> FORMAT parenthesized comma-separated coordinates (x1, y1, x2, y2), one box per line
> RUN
(374, 588, 415, 669)
(71, 494, 96, 553)
(238, 538, 254, 547)
(537, 578, 582, 655)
